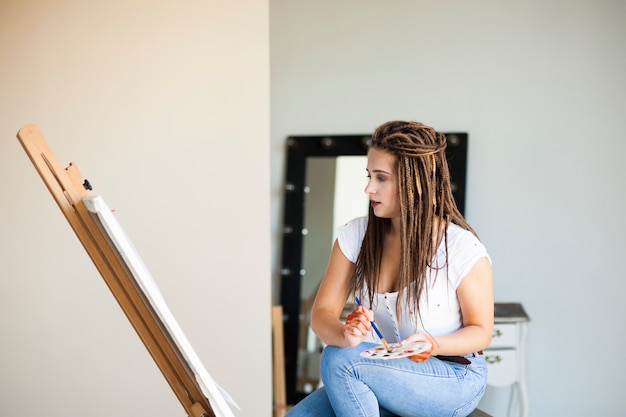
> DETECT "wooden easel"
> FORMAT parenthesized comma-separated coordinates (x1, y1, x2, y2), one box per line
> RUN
(16, 125, 218, 417)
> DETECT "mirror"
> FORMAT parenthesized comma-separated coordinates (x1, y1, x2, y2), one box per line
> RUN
(279, 133, 468, 403)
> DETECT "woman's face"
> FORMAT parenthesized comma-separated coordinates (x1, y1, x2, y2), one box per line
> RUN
(365, 148, 401, 219)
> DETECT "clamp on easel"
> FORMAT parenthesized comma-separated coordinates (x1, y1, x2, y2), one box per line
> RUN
(17, 125, 234, 417)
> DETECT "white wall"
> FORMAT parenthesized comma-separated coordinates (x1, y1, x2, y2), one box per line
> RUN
(0, 1, 270, 417)
(270, 1, 626, 416)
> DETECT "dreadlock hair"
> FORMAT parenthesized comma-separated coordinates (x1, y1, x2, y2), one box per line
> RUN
(354, 120, 477, 321)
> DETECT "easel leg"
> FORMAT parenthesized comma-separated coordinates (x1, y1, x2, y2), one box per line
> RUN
(190, 402, 211, 417)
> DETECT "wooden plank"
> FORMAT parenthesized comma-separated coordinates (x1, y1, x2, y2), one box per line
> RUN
(272, 305, 290, 417)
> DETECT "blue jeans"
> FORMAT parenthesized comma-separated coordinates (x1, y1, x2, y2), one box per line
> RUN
(286, 342, 487, 417)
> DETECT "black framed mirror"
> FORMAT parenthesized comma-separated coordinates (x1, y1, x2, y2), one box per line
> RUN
(279, 132, 468, 404)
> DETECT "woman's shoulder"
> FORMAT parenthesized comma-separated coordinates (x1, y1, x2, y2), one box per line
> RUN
(446, 222, 479, 243)
(338, 216, 368, 232)
(444, 222, 491, 275)
(336, 216, 368, 263)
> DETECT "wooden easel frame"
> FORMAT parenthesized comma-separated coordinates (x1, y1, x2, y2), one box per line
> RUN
(16, 125, 218, 417)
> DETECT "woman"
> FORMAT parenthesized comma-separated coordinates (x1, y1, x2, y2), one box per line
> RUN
(286, 120, 493, 417)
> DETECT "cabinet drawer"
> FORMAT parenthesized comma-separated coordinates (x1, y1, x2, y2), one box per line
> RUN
(485, 348, 517, 387)
(489, 323, 518, 348)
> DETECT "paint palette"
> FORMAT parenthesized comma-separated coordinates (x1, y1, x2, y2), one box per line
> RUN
(360, 341, 431, 360)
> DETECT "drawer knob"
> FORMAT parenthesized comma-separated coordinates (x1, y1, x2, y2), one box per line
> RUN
(485, 355, 502, 364)
(492, 329, 502, 338)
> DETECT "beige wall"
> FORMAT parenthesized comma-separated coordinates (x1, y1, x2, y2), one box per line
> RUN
(0, 1, 270, 416)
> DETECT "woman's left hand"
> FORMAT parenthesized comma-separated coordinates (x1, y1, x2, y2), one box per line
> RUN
(402, 333, 435, 362)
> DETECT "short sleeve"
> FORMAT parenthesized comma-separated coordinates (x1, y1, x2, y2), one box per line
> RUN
(446, 227, 491, 288)
(336, 216, 368, 263)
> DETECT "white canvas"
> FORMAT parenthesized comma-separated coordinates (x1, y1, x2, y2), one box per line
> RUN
(83, 195, 238, 417)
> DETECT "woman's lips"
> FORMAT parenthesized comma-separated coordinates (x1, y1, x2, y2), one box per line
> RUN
(370, 201, 380, 208)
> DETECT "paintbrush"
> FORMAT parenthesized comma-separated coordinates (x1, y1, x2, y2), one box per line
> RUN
(354, 296, 392, 352)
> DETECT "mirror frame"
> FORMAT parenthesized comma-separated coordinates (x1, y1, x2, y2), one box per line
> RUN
(279, 133, 468, 403)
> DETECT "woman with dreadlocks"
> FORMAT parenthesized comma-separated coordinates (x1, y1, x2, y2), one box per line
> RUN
(286, 120, 493, 417)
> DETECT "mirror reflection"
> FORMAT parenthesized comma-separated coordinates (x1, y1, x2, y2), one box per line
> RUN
(297, 156, 369, 393)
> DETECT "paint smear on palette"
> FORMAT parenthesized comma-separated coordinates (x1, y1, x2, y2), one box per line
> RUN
(360, 341, 431, 360)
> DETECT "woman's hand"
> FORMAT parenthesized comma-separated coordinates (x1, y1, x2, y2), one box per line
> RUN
(342, 305, 373, 346)
(402, 332, 435, 362)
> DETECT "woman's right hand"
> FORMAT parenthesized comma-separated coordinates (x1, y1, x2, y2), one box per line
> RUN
(342, 305, 372, 346)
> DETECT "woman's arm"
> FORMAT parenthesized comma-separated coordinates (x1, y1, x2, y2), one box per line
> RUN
(310, 240, 372, 347)
(403, 256, 494, 356)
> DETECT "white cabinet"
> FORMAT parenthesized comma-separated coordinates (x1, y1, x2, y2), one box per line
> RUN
(483, 303, 530, 417)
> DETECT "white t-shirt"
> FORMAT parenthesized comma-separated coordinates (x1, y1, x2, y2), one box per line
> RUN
(336, 216, 490, 343)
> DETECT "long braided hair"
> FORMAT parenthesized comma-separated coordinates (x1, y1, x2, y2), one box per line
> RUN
(354, 120, 477, 320)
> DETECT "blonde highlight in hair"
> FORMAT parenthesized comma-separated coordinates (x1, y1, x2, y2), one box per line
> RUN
(354, 121, 477, 320)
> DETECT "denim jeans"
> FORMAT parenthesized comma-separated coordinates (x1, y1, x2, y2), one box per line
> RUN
(286, 342, 487, 417)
